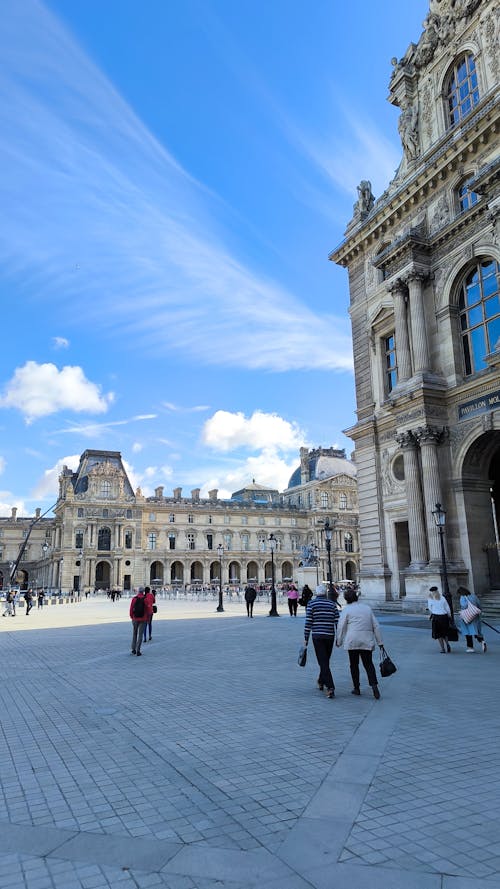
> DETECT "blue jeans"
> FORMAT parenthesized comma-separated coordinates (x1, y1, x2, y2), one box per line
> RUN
(142, 617, 153, 641)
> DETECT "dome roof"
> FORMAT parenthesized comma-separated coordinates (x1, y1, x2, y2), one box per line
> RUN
(287, 448, 356, 489)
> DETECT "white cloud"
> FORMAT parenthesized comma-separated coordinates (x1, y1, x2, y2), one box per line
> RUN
(132, 442, 143, 453)
(31, 454, 80, 499)
(202, 410, 306, 453)
(0, 0, 353, 374)
(52, 336, 69, 349)
(0, 362, 114, 424)
(0, 456, 5, 476)
(0, 492, 25, 514)
(200, 449, 298, 499)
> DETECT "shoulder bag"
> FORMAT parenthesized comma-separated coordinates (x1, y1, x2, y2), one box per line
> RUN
(379, 645, 397, 677)
(298, 643, 308, 667)
(459, 598, 481, 624)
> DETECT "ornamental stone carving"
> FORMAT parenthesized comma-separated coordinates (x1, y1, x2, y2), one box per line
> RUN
(395, 430, 417, 449)
(431, 195, 450, 233)
(414, 425, 446, 445)
(354, 181, 375, 217)
(398, 99, 420, 160)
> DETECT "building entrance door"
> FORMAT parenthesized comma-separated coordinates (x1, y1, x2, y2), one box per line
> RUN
(461, 431, 500, 595)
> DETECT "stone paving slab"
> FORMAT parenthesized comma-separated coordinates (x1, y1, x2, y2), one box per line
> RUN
(0, 598, 499, 888)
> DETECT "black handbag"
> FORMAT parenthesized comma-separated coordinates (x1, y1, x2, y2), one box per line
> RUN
(379, 646, 397, 677)
(298, 644, 308, 667)
(446, 623, 458, 642)
(152, 604, 158, 613)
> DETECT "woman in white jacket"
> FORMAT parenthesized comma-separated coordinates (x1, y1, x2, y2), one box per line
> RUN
(336, 589, 384, 699)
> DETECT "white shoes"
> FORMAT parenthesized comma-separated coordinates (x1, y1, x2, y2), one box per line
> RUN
(466, 648, 474, 653)
(481, 641, 487, 653)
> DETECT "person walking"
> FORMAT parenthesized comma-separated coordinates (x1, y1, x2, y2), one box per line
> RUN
(456, 586, 487, 653)
(37, 589, 45, 609)
(24, 589, 33, 616)
(336, 588, 383, 699)
(129, 587, 152, 656)
(299, 584, 313, 608)
(427, 586, 451, 653)
(2, 590, 14, 617)
(303, 583, 340, 699)
(142, 586, 156, 643)
(286, 583, 299, 617)
(244, 585, 257, 617)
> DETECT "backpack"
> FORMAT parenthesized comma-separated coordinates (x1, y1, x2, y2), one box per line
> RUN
(132, 595, 145, 618)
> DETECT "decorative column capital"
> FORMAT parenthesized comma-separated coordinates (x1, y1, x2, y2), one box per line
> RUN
(413, 425, 446, 446)
(395, 430, 417, 449)
(404, 269, 427, 287)
(386, 278, 407, 297)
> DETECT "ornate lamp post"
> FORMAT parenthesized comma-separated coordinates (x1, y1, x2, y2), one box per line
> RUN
(77, 549, 83, 597)
(431, 503, 453, 615)
(216, 543, 224, 612)
(268, 533, 279, 616)
(324, 519, 335, 600)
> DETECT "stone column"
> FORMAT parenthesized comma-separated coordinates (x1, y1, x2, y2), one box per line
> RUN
(395, 431, 428, 567)
(388, 280, 412, 382)
(414, 426, 444, 562)
(405, 270, 430, 373)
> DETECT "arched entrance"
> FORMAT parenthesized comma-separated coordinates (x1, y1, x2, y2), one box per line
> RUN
(170, 561, 184, 585)
(95, 561, 111, 590)
(461, 430, 500, 595)
(246, 561, 258, 583)
(228, 561, 240, 584)
(150, 561, 164, 587)
(210, 561, 220, 582)
(345, 561, 356, 581)
(190, 561, 203, 583)
(281, 561, 293, 581)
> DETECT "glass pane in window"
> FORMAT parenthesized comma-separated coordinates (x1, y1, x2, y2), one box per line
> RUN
(484, 295, 500, 319)
(465, 283, 480, 306)
(468, 305, 483, 327)
(483, 275, 498, 298)
(463, 336, 472, 375)
(470, 326, 487, 371)
(487, 317, 500, 354)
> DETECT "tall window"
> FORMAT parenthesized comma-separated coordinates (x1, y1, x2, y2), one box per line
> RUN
(340, 493, 348, 510)
(344, 532, 354, 553)
(188, 514, 194, 524)
(207, 533, 213, 550)
(77, 508, 84, 518)
(445, 54, 479, 128)
(459, 260, 500, 375)
(258, 534, 266, 552)
(458, 178, 478, 213)
(223, 533, 232, 550)
(147, 532, 157, 551)
(101, 480, 111, 498)
(385, 333, 397, 393)
(169, 514, 175, 523)
(321, 492, 329, 508)
(75, 530, 84, 549)
(290, 535, 299, 551)
(187, 533, 195, 551)
(241, 533, 250, 551)
(168, 533, 176, 550)
(124, 530, 133, 549)
(97, 527, 111, 550)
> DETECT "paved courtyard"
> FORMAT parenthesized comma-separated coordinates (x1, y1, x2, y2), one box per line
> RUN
(0, 596, 499, 888)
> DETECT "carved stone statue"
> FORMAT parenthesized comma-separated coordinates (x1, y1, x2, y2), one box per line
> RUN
(354, 180, 375, 218)
(301, 544, 318, 566)
(398, 100, 419, 160)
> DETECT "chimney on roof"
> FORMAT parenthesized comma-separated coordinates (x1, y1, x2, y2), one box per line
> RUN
(191, 488, 200, 501)
(154, 486, 164, 499)
(173, 487, 182, 500)
(208, 489, 218, 500)
(11, 507, 17, 520)
(35, 508, 41, 518)
(300, 447, 310, 484)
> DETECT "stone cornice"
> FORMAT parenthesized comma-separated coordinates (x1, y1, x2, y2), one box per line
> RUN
(330, 92, 498, 267)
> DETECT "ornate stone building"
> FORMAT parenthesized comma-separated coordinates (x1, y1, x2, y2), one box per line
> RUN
(330, 0, 499, 604)
(0, 447, 360, 593)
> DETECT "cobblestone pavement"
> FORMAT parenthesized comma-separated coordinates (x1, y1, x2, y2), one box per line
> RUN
(0, 599, 499, 888)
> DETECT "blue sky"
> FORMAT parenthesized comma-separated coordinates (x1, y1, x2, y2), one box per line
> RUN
(0, 0, 429, 513)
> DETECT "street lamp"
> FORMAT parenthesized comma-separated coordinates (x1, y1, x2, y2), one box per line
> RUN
(324, 519, 335, 600)
(216, 544, 224, 612)
(268, 533, 279, 616)
(431, 503, 453, 615)
(78, 550, 83, 597)
(41, 541, 49, 593)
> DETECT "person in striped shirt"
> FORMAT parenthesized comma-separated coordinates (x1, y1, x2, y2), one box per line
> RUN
(304, 584, 340, 699)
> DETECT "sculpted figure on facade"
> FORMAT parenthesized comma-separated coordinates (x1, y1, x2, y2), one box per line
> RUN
(353, 180, 375, 218)
(398, 99, 420, 160)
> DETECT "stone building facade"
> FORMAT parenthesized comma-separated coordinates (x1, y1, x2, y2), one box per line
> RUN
(330, 0, 499, 604)
(0, 447, 360, 593)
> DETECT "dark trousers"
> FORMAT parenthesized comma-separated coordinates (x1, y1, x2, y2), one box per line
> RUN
(245, 601, 254, 616)
(313, 636, 334, 691)
(142, 617, 153, 641)
(465, 633, 484, 648)
(288, 599, 298, 616)
(348, 649, 378, 689)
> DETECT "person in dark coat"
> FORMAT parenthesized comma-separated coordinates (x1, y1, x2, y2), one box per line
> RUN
(244, 585, 257, 618)
(129, 587, 152, 656)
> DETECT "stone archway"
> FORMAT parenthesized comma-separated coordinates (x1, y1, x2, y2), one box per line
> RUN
(461, 430, 500, 595)
(95, 561, 111, 590)
(150, 561, 164, 586)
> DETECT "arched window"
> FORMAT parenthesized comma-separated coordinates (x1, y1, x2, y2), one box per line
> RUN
(97, 527, 111, 551)
(457, 177, 479, 213)
(459, 260, 500, 375)
(344, 532, 354, 553)
(445, 54, 479, 128)
(339, 493, 348, 510)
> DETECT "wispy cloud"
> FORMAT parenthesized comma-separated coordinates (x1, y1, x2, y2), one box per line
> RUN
(0, 0, 353, 374)
(52, 336, 69, 349)
(163, 402, 210, 413)
(54, 414, 157, 437)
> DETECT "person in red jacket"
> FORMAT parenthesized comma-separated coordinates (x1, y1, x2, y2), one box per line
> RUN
(142, 586, 156, 643)
(129, 587, 152, 656)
